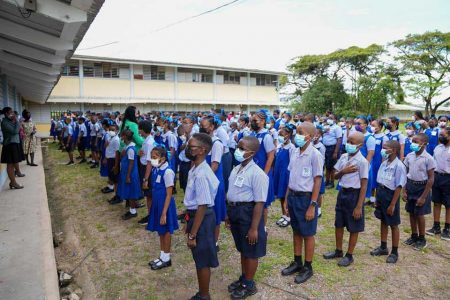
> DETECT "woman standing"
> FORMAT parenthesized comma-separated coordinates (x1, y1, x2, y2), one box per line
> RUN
(1, 107, 24, 189)
(22, 109, 38, 166)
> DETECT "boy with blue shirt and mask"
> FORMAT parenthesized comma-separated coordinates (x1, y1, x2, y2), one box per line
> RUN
(226, 136, 268, 299)
(323, 132, 368, 267)
(322, 114, 342, 189)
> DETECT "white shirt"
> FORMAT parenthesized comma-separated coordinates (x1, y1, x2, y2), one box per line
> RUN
(105, 134, 120, 158)
(227, 160, 269, 203)
(214, 126, 230, 153)
(140, 135, 155, 165)
(184, 160, 219, 210)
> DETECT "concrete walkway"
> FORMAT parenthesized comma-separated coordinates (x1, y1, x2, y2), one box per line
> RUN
(0, 141, 59, 300)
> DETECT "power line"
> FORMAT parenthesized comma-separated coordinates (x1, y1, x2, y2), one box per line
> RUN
(78, 0, 244, 51)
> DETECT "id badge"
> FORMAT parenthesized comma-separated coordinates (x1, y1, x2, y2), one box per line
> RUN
(375, 140, 381, 145)
(234, 176, 245, 187)
(258, 137, 263, 143)
(156, 175, 161, 183)
(431, 131, 437, 136)
(384, 170, 393, 181)
(302, 167, 312, 177)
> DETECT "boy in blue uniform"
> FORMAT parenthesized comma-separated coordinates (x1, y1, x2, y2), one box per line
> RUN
(183, 133, 219, 300)
(281, 123, 323, 283)
(322, 114, 342, 189)
(402, 133, 436, 250)
(371, 140, 406, 263)
(323, 132, 368, 267)
(226, 136, 269, 299)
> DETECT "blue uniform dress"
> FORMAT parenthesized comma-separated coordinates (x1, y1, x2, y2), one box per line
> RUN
(50, 121, 56, 137)
(404, 137, 412, 157)
(99, 132, 109, 177)
(251, 131, 275, 207)
(206, 139, 226, 225)
(425, 128, 439, 155)
(117, 144, 142, 200)
(84, 120, 91, 150)
(71, 123, 79, 150)
(162, 132, 177, 172)
(371, 134, 384, 189)
(360, 133, 374, 198)
(147, 166, 179, 235)
(273, 144, 291, 199)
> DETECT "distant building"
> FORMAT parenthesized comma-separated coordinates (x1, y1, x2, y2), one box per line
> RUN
(382, 103, 450, 120)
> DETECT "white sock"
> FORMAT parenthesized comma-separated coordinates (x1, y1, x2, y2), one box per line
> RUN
(160, 251, 164, 259)
(284, 216, 291, 221)
(370, 196, 376, 203)
(318, 207, 322, 215)
(130, 208, 137, 214)
(108, 184, 114, 189)
(161, 252, 171, 262)
(264, 226, 267, 232)
(215, 241, 219, 247)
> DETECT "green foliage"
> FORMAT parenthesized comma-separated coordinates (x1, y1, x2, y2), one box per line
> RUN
(356, 74, 393, 117)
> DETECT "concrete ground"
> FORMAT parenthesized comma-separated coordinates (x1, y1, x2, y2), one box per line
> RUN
(0, 141, 59, 300)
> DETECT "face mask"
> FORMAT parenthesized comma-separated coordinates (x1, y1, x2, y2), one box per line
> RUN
(234, 148, 246, 163)
(109, 131, 116, 137)
(327, 119, 334, 125)
(157, 126, 163, 132)
(250, 121, 259, 131)
(406, 129, 414, 137)
(380, 149, 390, 159)
(439, 121, 447, 128)
(355, 125, 363, 132)
(277, 135, 285, 144)
(294, 134, 307, 148)
(438, 136, 449, 144)
(199, 127, 208, 134)
(179, 135, 187, 143)
(370, 126, 377, 133)
(339, 122, 345, 127)
(410, 142, 421, 153)
(150, 159, 160, 168)
(345, 143, 358, 154)
(282, 118, 288, 123)
(265, 124, 271, 129)
(185, 146, 197, 161)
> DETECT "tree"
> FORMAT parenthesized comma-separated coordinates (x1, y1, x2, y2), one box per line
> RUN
(357, 74, 393, 117)
(392, 31, 450, 116)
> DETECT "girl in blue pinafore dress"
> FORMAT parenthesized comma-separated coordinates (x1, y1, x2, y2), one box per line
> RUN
(273, 124, 295, 228)
(370, 119, 385, 202)
(117, 129, 142, 220)
(99, 120, 110, 178)
(147, 146, 179, 270)
(356, 117, 376, 202)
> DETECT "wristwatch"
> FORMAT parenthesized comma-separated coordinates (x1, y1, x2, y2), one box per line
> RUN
(310, 200, 318, 207)
(188, 233, 196, 240)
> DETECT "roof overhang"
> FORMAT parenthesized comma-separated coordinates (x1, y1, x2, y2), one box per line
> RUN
(0, 0, 104, 104)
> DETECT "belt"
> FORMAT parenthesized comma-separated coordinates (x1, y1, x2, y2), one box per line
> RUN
(378, 184, 394, 191)
(341, 187, 360, 193)
(289, 189, 312, 196)
(435, 172, 450, 177)
(407, 179, 427, 185)
(227, 201, 255, 207)
(185, 208, 213, 219)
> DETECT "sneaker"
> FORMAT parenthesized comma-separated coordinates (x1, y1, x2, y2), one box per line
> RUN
(228, 278, 242, 293)
(441, 229, 450, 241)
(281, 261, 302, 276)
(403, 236, 418, 246)
(294, 267, 313, 284)
(122, 211, 137, 220)
(370, 246, 389, 256)
(337, 256, 354, 267)
(138, 215, 149, 226)
(426, 226, 441, 236)
(386, 253, 398, 264)
(230, 283, 257, 299)
(413, 239, 427, 251)
(323, 250, 344, 260)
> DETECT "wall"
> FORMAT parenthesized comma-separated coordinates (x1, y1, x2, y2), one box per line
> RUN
(51, 77, 80, 97)
(84, 78, 131, 98)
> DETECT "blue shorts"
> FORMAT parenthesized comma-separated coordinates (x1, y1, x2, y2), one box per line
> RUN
(335, 188, 365, 233)
(374, 186, 401, 226)
(405, 181, 431, 216)
(288, 192, 318, 237)
(325, 145, 337, 170)
(227, 203, 267, 259)
(432, 173, 450, 208)
(90, 136, 98, 151)
(319, 176, 325, 195)
(186, 209, 219, 270)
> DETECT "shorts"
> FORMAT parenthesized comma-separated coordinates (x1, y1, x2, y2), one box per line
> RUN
(335, 188, 365, 233)
(374, 186, 401, 226)
(138, 161, 152, 197)
(288, 192, 318, 237)
(107, 158, 118, 183)
(227, 203, 267, 259)
(319, 176, 325, 195)
(179, 161, 191, 191)
(405, 181, 431, 216)
(325, 145, 337, 170)
(63, 137, 74, 152)
(90, 136, 98, 151)
(432, 173, 450, 208)
(78, 140, 85, 151)
(186, 209, 219, 269)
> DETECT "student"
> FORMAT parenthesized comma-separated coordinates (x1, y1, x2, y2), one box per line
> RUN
(137, 120, 155, 225)
(89, 114, 100, 168)
(63, 117, 75, 165)
(102, 124, 120, 197)
(99, 119, 110, 179)
(161, 117, 178, 171)
(370, 119, 385, 202)
(402, 133, 436, 250)
(117, 129, 143, 220)
(76, 117, 87, 163)
(281, 122, 323, 284)
(425, 117, 439, 155)
(384, 116, 405, 160)
(226, 136, 269, 298)
(183, 133, 219, 300)
(323, 132, 368, 267)
(147, 146, 179, 270)
(341, 118, 355, 154)
(200, 116, 226, 249)
(213, 114, 232, 193)
(237, 115, 251, 142)
(178, 115, 197, 192)
(322, 114, 342, 189)
(437, 116, 448, 131)
(274, 123, 296, 228)
(250, 110, 276, 227)
(355, 117, 376, 205)
(267, 117, 279, 143)
(427, 127, 450, 241)
(228, 122, 239, 166)
(371, 140, 406, 263)
(312, 127, 326, 217)
(404, 123, 414, 157)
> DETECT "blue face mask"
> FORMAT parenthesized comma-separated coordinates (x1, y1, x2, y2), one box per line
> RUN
(345, 143, 358, 154)
(380, 149, 390, 159)
(277, 135, 286, 144)
(410, 142, 421, 153)
(234, 148, 246, 163)
(294, 134, 307, 148)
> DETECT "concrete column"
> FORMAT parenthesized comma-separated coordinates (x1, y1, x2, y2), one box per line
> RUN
(129, 64, 134, 99)
(174, 66, 178, 104)
(79, 60, 84, 97)
(213, 69, 217, 105)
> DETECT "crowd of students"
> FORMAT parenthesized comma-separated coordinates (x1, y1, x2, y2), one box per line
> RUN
(50, 106, 450, 300)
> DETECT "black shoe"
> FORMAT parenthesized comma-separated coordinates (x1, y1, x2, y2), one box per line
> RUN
(281, 261, 302, 276)
(426, 226, 441, 236)
(228, 278, 242, 293)
(325, 183, 334, 189)
(79, 159, 86, 164)
(150, 259, 171, 270)
(66, 161, 74, 165)
(323, 250, 343, 260)
(216, 245, 220, 253)
(138, 215, 149, 226)
(231, 283, 257, 299)
(108, 197, 122, 205)
(386, 253, 398, 264)
(337, 256, 354, 267)
(403, 236, 418, 246)
(370, 246, 389, 256)
(413, 239, 427, 251)
(189, 292, 210, 300)
(441, 229, 450, 241)
(101, 187, 114, 194)
(122, 211, 137, 220)
(294, 267, 313, 284)
(90, 163, 98, 169)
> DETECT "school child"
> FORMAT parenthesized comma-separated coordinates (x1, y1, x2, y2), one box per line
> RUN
(323, 132, 368, 267)
(237, 115, 251, 142)
(341, 118, 356, 154)
(117, 129, 143, 220)
(56, 117, 64, 148)
(183, 133, 219, 300)
(228, 122, 239, 166)
(63, 117, 75, 165)
(89, 114, 100, 168)
(102, 124, 120, 197)
(371, 140, 406, 263)
(274, 123, 296, 228)
(50, 119, 57, 142)
(404, 123, 414, 157)
(76, 117, 87, 163)
(267, 117, 279, 144)
(427, 127, 450, 241)
(281, 123, 323, 284)
(402, 133, 436, 250)
(226, 136, 269, 298)
(213, 114, 232, 193)
(355, 117, 376, 205)
(369, 119, 385, 204)
(384, 116, 405, 160)
(250, 110, 276, 227)
(200, 116, 226, 249)
(99, 119, 110, 179)
(147, 146, 179, 270)
(437, 115, 448, 130)
(96, 115, 105, 169)
(178, 115, 196, 192)
(313, 127, 326, 217)
(160, 117, 178, 171)
(425, 117, 439, 155)
(322, 114, 342, 189)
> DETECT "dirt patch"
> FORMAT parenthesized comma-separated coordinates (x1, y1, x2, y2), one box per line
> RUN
(44, 141, 450, 299)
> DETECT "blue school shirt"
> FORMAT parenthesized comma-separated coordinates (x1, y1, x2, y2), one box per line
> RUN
(425, 127, 439, 155)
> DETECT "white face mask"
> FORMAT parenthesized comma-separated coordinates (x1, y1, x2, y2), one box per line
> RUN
(109, 131, 116, 137)
(180, 135, 187, 143)
(439, 121, 447, 128)
(150, 159, 160, 168)
(326, 119, 334, 125)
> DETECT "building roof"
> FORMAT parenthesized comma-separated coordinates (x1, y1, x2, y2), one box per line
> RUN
(389, 103, 450, 112)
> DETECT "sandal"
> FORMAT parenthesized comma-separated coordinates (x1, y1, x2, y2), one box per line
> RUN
(276, 216, 286, 226)
(279, 218, 290, 228)
(150, 258, 172, 270)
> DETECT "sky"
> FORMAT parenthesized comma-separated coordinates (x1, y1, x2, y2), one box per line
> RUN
(76, 0, 450, 73)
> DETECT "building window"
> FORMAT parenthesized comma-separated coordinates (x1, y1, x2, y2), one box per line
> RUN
(251, 74, 277, 86)
(62, 60, 79, 76)
(82, 62, 129, 79)
(142, 65, 165, 80)
(217, 71, 245, 84)
(178, 68, 213, 83)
